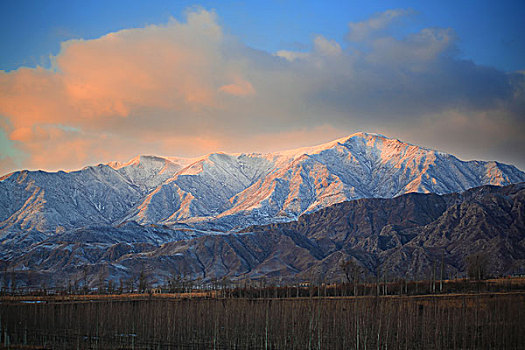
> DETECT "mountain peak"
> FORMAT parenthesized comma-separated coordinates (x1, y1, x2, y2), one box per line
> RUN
(339, 131, 388, 141)
(271, 132, 430, 162)
(338, 131, 417, 147)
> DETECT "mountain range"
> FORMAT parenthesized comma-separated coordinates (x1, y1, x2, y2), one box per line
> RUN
(1, 132, 524, 287)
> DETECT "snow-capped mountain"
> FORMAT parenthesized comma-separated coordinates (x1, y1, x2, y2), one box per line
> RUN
(115, 132, 525, 229)
(1, 132, 524, 241)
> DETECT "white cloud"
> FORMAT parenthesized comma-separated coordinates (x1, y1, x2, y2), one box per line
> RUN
(275, 50, 308, 62)
(313, 35, 342, 56)
(346, 9, 415, 42)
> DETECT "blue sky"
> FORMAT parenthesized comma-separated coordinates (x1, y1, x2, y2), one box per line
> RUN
(0, 1, 524, 173)
(1, 0, 523, 72)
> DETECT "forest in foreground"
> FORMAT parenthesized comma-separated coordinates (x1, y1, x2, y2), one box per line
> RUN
(0, 279, 524, 350)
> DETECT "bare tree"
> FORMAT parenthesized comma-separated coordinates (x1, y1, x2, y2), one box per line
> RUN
(340, 258, 363, 296)
(432, 260, 436, 293)
(169, 271, 183, 293)
(118, 278, 125, 294)
(440, 252, 445, 292)
(127, 277, 135, 293)
(466, 253, 489, 280)
(2, 265, 9, 292)
(107, 279, 114, 294)
(138, 269, 149, 293)
(82, 265, 89, 294)
(97, 265, 108, 294)
(10, 268, 17, 294)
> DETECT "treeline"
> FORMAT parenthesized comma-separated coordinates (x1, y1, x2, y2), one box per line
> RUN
(1, 250, 523, 298)
(1, 293, 524, 349)
(227, 277, 525, 299)
(2, 276, 525, 299)
(1, 249, 519, 296)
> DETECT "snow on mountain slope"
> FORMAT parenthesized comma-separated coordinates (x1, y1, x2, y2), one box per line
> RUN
(107, 155, 192, 191)
(1, 132, 524, 239)
(124, 152, 275, 226)
(0, 165, 143, 236)
(128, 132, 525, 228)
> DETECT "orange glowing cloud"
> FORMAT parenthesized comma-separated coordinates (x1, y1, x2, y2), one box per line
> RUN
(0, 9, 252, 130)
(0, 9, 263, 173)
(57, 9, 227, 115)
(0, 67, 68, 129)
(219, 79, 255, 96)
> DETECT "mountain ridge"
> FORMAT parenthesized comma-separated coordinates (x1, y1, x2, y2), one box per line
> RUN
(1, 132, 524, 241)
(2, 132, 520, 178)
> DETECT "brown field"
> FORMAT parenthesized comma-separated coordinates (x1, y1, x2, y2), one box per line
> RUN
(1, 291, 524, 349)
(0, 291, 218, 303)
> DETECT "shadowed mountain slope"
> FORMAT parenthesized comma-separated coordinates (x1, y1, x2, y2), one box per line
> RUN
(5, 183, 524, 287)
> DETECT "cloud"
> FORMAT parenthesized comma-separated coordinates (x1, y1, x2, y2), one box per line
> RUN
(56, 9, 225, 114)
(313, 36, 342, 57)
(0, 8, 524, 174)
(346, 9, 415, 42)
(219, 79, 255, 96)
(275, 50, 308, 62)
